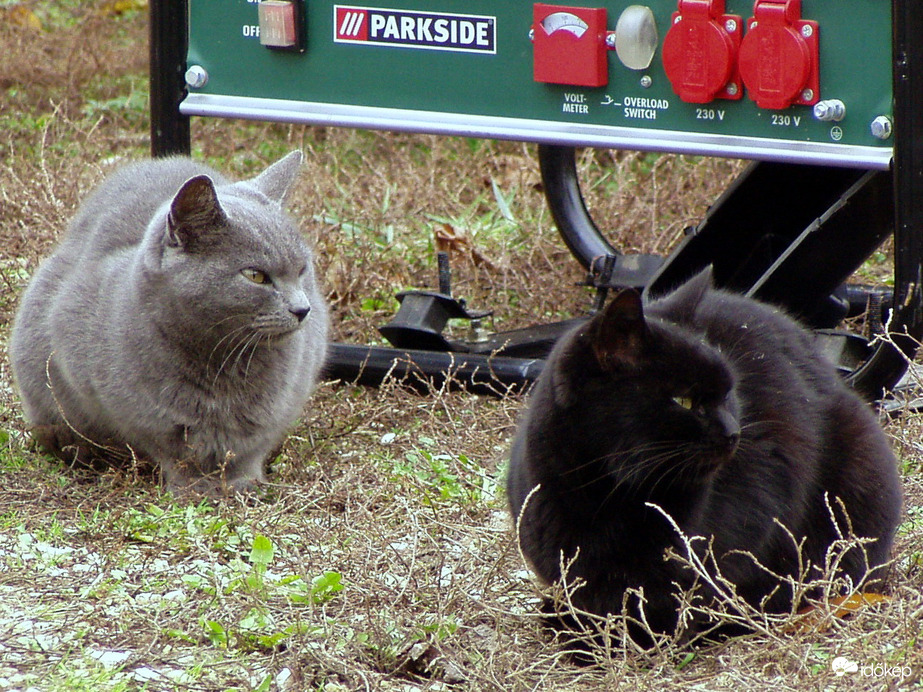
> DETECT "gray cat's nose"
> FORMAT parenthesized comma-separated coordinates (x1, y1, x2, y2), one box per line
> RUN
(291, 306, 310, 323)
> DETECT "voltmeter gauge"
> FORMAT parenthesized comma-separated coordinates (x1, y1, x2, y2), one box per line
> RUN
(540, 11, 589, 37)
(533, 4, 608, 87)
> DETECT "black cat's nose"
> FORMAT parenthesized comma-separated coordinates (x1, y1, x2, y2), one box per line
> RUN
(716, 408, 740, 448)
(291, 306, 310, 323)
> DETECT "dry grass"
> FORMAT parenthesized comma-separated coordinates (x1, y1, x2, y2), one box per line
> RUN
(0, 4, 921, 690)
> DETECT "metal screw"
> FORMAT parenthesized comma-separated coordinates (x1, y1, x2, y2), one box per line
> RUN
(800, 24, 814, 38)
(640, 75, 652, 88)
(870, 115, 893, 140)
(724, 18, 738, 33)
(725, 82, 739, 96)
(813, 99, 846, 122)
(674, 15, 682, 23)
(605, 32, 616, 49)
(185, 65, 209, 89)
(528, 28, 535, 42)
(801, 88, 814, 102)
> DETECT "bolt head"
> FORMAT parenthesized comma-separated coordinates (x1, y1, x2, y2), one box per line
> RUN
(725, 82, 739, 96)
(813, 99, 846, 122)
(184, 65, 209, 89)
(800, 24, 814, 38)
(870, 116, 893, 140)
(724, 19, 738, 33)
(640, 75, 652, 88)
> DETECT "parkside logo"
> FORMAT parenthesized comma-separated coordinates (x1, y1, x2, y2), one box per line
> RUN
(334, 6, 496, 54)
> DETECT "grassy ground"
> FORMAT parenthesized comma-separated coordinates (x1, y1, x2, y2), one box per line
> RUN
(1, 3, 921, 690)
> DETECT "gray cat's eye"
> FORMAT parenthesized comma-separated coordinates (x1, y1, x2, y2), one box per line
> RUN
(242, 268, 271, 285)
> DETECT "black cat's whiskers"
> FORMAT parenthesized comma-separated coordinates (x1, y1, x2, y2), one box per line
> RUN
(610, 441, 719, 491)
(563, 443, 682, 498)
(565, 440, 716, 503)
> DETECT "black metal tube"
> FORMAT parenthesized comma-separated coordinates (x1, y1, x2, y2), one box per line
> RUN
(538, 144, 618, 270)
(322, 344, 543, 397)
(150, 0, 191, 157)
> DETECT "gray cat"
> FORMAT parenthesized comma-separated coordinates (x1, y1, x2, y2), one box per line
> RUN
(10, 151, 329, 495)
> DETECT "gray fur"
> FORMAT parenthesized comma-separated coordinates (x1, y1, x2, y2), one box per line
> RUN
(10, 151, 329, 495)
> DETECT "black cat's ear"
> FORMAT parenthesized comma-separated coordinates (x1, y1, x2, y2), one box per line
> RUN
(591, 288, 646, 371)
(656, 265, 713, 318)
(167, 175, 227, 249)
(252, 150, 303, 204)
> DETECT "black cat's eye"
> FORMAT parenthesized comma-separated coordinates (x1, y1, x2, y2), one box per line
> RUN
(672, 395, 694, 411)
(241, 268, 272, 285)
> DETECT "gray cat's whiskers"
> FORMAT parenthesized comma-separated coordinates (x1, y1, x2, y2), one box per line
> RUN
(208, 323, 256, 380)
(215, 328, 266, 384)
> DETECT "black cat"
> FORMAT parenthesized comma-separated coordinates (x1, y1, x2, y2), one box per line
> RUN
(507, 269, 902, 645)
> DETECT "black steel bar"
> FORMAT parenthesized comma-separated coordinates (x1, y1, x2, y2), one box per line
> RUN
(322, 344, 544, 397)
(150, 0, 191, 157)
(748, 170, 893, 319)
(645, 162, 866, 299)
(891, 0, 923, 315)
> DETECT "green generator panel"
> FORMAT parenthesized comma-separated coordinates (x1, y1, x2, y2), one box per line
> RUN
(182, 0, 893, 169)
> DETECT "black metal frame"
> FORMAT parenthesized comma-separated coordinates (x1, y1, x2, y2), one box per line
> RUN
(149, 0, 190, 157)
(149, 0, 923, 399)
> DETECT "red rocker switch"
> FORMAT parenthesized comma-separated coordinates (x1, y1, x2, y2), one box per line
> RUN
(533, 4, 608, 87)
(662, 0, 743, 103)
(738, 0, 819, 109)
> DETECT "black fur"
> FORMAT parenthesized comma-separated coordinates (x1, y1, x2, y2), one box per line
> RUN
(507, 269, 902, 645)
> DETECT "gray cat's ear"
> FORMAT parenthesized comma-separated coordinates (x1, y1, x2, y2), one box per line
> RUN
(591, 288, 646, 371)
(252, 150, 303, 204)
(167, 175, 228, 248)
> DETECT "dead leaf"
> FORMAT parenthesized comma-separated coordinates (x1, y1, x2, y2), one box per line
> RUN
(788, 592, 892, 633)
(433, 223, 496, 269)
(99, 0, 148, 16)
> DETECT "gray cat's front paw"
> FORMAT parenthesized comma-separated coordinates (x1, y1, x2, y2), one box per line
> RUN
(30, 424, 139, 471)
(163, 467, 264, 500)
